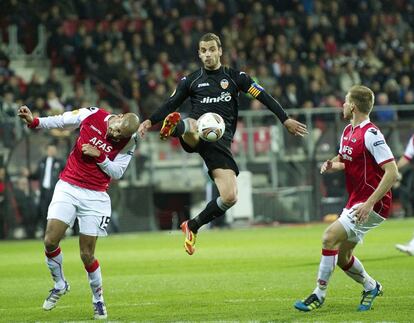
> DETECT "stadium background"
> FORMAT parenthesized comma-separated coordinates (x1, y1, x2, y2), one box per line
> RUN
(1, 0, 414, 238)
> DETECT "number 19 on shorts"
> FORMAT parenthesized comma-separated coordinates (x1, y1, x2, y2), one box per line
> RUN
(99, 217, 111, 229)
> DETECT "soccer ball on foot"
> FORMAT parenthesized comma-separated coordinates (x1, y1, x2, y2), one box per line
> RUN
(197, 112, 225, 142)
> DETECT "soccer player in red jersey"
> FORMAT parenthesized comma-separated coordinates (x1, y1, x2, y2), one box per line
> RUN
(18, 105, 139, 319)
(395, 134, 414, 255)
(294, 85, 399, 312)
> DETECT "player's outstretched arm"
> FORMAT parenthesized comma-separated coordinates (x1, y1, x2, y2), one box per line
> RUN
(283, 118, 308, 137)
(19, 106, 98, 130)
(235, 72, 308, 137)
(17, 105, 34, 125)
(138, 120, 152, 138)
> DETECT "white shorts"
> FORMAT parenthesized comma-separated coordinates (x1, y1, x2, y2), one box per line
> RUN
(338, 203, 385, 243)
(48, 180, 111, 237)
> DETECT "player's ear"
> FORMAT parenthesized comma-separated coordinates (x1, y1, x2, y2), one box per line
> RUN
(218, 46, 222, 57)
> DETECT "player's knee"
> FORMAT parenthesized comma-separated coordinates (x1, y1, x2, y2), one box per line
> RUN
(337, 255, 351, 269)
(221, 193, 237, 207)
(80, 250, 94, 266)
(44, 235, 59, 251)
(321, 230, 338, 249)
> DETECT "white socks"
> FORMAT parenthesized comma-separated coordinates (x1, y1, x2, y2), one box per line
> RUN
(313, 249, 338, 300)
(340, 255, 376, 291)
(45, 246, 66, 290)
(85, 259, 104, 303)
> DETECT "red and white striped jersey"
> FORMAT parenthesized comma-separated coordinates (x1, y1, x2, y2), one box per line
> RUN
(31, 107, 137, 191)
(403, 134, 414, 161)
(339, 119, 394, 217)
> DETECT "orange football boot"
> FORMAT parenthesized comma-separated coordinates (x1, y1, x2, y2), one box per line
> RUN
(160, 112, 181, 140)
(180, 220, 196, 255)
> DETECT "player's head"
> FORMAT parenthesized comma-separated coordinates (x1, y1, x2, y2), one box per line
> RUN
(198, 33, 222, 70)
(46, 142, 58, 157)
(107, 113, 140, 141)
(343, 85, 375, 119)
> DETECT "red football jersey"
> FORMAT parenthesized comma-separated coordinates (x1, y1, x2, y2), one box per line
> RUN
(403, 134, 414, 161)
(34, 108, 136, 191)
(339, 119, 395, 217)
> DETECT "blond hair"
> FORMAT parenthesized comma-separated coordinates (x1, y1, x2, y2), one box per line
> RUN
(348, 85, 375, 114)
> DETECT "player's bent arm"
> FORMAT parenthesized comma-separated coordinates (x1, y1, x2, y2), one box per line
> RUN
(96, 135, 136, 180)
(365, 161, 399, 207)
(329, 155, 345, 172)
(148, 77, 190, 125)
(321, 155, 344, 174)
(30, 108, 99, 130)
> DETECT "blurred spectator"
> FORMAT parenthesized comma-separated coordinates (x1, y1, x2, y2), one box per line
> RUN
(0, 92, 18, 148)
(374, 92, 397, 122)
(141, 83, 168, 119)
(1, 0, 414, 118)
(44, 68, 63, 98)
(46, 90, 65, 115)
(339, 61, 361, 94)
(0, 167, 7, 239)
(12, 177, 37, 238)
(30, 142, 64, 234)
(25, 73, 45, 104)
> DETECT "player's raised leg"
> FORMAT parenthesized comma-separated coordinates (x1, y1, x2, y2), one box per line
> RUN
(181, 168, 237, 255)
(160, 113, 195, 141)
(43, 219, 70, 310)
(294, 220, 347, 311)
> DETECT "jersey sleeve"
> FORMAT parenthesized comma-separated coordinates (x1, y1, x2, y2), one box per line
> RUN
(97, 134, 137, 179)
(403, 135, 414, 160)
(365, 127, 395, 166)
(36, 108, 99, 129)
(149, 77, 190, 125)
(234, 70, 289, 123)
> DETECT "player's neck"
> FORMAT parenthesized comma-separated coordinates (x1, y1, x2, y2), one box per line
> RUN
(351, 113, 369, 127)
(204, 63, 221, 71)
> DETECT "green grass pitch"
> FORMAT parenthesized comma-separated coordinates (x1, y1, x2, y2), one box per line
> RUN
(1, 219, 413, 322)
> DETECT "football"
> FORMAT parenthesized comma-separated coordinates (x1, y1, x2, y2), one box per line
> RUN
(197, 112, 225, 142)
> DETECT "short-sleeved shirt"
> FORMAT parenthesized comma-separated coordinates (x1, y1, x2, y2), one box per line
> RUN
(403, 134, 414, 161)
(339, 119, 395, 217)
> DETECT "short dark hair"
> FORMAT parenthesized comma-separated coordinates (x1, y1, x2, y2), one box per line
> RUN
(199, 33, 221, 48)
(349, 85, 374, 114)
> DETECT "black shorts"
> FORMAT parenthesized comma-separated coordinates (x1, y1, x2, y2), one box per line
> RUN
(179, 137, 239, 179)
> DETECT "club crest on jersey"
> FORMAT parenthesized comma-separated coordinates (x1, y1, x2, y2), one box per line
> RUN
(351, 138, 357, 143)
(220, 79, 229, 89)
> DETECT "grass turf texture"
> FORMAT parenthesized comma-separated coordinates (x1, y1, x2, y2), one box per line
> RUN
(0, 219, 413, 322)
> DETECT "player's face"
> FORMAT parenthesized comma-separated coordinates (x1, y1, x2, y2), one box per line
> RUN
(198, 40, 222, 70)
(342, 93, 354, 120)
(107, 115, 130, 141)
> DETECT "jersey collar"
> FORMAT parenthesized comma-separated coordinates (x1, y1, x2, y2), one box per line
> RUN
(353, 118, 371, 129)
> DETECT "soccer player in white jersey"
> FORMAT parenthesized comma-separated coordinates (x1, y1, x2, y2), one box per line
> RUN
(395, 134, 414, 255)
(294, 85, 399, 312)
(18, 105, 139, 320)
